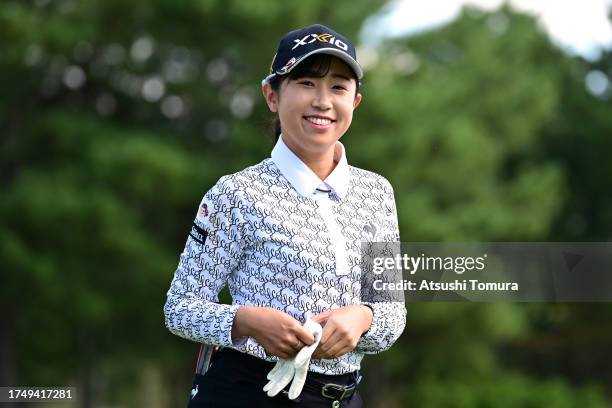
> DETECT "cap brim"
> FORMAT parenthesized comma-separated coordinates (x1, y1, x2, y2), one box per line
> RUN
(262, 47, 363, 85)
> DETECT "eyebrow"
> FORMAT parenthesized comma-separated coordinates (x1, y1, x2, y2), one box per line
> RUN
(331, 73, 352, 82)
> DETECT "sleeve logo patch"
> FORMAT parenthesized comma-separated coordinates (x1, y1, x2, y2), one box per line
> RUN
(198, 203, 209, 217)
(189, 223, 209, 245)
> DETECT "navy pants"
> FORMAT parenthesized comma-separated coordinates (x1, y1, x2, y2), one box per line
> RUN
(186, 348, 364, 408)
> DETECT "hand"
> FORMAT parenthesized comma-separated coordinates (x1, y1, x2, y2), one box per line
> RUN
(263, 319, 323, 400)
(232, 306, 314, 359)
(310, 305, 373, 359)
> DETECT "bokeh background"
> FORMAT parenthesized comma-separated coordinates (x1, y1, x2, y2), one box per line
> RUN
(2, 0, 612, 407)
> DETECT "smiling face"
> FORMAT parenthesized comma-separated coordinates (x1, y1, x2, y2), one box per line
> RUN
(263, 55, 362, 161)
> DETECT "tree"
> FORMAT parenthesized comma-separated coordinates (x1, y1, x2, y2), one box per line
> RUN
(0, 1, 385, 406)
(351, 4, 610, 406)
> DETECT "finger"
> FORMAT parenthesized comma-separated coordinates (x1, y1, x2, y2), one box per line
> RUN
(266, 360, 284, 380)
(288, 360, 309, 400)
(311, 344, 328, 359)
(313, 347, 335, 360)
(263, 379, 273, 393)
(274, 348, 292, 359)
(264, 360, 289, 393)
(294, 347, 312, 366)
(294, 339, 319, 366)
(263, 360, 285, 392)
(325, 327, 344, 345)
(295, 327, 315, 345)
(264, 360, 291, 393)
(314, 328, 345, 359)
(264, 363, 282, 392)
(318, 322, 337, 347)
(310, 310, 332, 324)
(303, 319, 323, 336)
(280, 341, 299, 358)
(311, 335, 330, 358)
(325, 341, 350, 360)
(295, 326, 322, 365)
(266, 362, 295, 397)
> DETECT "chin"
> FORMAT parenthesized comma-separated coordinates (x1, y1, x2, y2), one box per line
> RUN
(306, 134, 337, 144)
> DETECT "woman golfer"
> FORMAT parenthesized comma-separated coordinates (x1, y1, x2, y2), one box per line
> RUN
(164, 23, 406, 407)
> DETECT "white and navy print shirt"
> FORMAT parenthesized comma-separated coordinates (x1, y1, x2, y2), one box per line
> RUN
(164, 136, 406, 375)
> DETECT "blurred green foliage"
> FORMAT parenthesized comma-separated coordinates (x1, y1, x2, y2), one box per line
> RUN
(1, 1, 612, 407)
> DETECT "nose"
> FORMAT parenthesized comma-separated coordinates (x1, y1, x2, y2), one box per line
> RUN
(312, 87, 332, 110)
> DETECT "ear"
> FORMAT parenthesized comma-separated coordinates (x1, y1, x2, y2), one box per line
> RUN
(352, 92, 362, 110)
(262, 82, 278, 113)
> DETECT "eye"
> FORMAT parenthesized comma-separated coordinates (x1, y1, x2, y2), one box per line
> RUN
(333, 84, 348, 91)
(298, 80, 315, 87)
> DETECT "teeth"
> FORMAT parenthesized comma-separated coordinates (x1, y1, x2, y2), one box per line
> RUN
(306, 116, 332, 126)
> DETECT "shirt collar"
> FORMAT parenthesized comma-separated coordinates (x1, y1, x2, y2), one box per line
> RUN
(271, 135, 350, 199)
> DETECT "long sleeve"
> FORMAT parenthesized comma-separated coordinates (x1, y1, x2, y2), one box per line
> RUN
(355, 180, 407, 354)
(163, 175, 247, 348)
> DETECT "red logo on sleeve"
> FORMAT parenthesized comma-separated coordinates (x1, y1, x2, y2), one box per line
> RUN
(198, 203, 209, 217)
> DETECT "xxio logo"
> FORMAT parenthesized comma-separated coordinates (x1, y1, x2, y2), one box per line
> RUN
(292, 33, 348, 51)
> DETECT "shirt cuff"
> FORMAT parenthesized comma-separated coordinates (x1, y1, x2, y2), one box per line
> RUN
(223, 303, 248, 348)
(227, 304, 249, 348)
(360, 303, 375, 336)
(360, 302, 380, 338)
(355, 301, 406, 354)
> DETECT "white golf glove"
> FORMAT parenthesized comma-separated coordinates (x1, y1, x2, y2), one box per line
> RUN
(263, 318, 323, 400)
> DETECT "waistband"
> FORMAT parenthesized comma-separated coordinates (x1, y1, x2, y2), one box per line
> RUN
(212, 348, 360, 386)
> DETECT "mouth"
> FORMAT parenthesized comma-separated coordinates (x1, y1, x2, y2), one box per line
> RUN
(303, 115, 336, 127)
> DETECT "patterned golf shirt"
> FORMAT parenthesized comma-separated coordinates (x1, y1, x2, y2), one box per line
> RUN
(164, 135, 406, 375)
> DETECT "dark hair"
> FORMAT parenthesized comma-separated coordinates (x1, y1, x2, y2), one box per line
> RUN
(267, 54, 362, 142)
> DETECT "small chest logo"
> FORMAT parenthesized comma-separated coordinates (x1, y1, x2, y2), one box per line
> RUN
(363, 222, 377, 239)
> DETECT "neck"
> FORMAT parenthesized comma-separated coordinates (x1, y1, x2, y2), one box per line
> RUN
(301, 148, 337, 181)
(282, 137, 338, 181)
